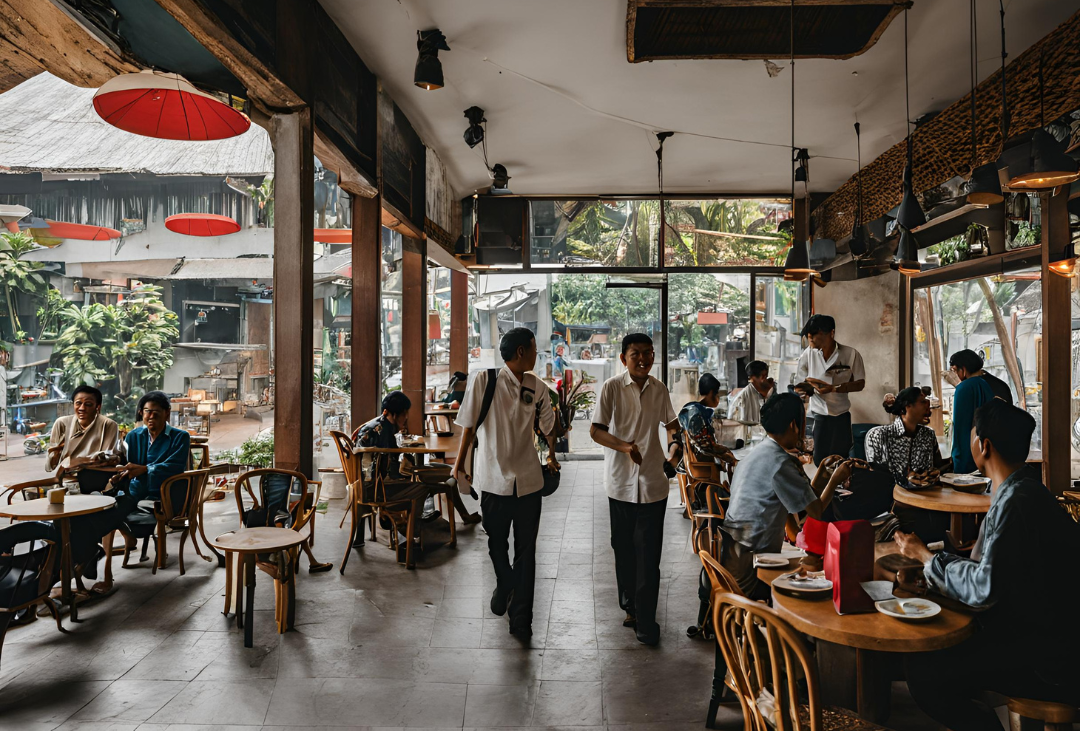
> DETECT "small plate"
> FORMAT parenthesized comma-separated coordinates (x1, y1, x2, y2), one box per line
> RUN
(875, 598, 941, 621)
(772, 572, 833, 598)
(754, 555, 791, 569)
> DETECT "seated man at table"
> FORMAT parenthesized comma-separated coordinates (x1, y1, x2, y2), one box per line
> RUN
(677, 373, 736, 469)
(896, 399, 1080, 731)
(46, 385, 122, 493)
(727, 360, 775, 425)
(351, 392, 478, 548)
(721, 392, 850, 600)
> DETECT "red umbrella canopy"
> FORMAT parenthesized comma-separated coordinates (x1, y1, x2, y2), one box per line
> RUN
(165, 213, 241, 237)
(39, 220, 121, 241)
(314, 228, 352, 244)
(93, 70, 250, 141)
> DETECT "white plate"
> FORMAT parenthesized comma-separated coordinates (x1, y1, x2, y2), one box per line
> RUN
(940, 473, 990, 488)
(874, 598, 941, 621)
(772, 572, 833, 597)
(754, 555, 791, 569)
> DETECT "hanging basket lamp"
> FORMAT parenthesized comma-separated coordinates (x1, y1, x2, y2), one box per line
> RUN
(165, 213, 241, 237)
(93, 70, 250, 141)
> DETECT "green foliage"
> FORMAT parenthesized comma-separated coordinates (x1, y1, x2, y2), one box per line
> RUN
(216, 431, 274, 468)
(249, 177, 274, 227)
(930, 234, 971, 267)
(50, 284, 179, 398)
(1012, 222, 1040, 248)
(563, 200, 657, 266)
(550, 275, 657, 334)
(665, 200, 789, 266)
(0, 231, 48, 337)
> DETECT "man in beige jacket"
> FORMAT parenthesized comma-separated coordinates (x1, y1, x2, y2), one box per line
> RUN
(47, 385, 121, 492)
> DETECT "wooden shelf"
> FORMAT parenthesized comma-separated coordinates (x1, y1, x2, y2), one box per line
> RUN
(911, 200, 1004, 248)
(909, 246, 1043, 285)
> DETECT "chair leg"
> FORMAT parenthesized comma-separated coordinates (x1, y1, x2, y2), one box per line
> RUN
(404, 501, 418, 569)
(446, 489, 457, 547)
(189, 515, 209, 562)
(156, 521, 168, 571)
(178, 529, 189, 576)
(102, 530, 115, 590)
(139, 536, 150, 562)
(340, 499, 357, 575)
(706, 697, 720, 729)
(40, 598, 69, 634)
(222, 550, 234, 616)
(0, 611, 11, 671)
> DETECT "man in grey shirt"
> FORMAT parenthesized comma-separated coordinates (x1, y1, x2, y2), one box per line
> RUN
(722, 392, 852, 599)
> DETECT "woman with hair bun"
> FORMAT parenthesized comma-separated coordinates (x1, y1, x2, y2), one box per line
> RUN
(865, 386, 950, 486)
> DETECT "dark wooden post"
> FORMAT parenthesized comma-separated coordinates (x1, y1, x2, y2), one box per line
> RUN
(351, 193, 382, 429)
(449, 269, 469, 377)
(271, 109, 315, 476)
(1040, 191, 1070, 495)
(401, 236, 427, 434)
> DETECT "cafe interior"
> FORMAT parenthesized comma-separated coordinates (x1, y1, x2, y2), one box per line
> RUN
(1, 1, 1080, 729)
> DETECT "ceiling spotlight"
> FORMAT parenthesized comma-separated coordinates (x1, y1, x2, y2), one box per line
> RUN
(414, 29, 449, 90)
(491, 164, 511, 193)
(793, 148, 810, 184)
(463, 106, 486, 148)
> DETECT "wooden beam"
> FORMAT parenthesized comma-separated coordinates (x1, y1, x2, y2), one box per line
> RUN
(0, 0, 139, 92)
(351, 192, 381, 430)
(1040, 191, 1071, 495)
(271, 108, 315, 476)
(401, 236, 427, 435)
(449, 269, 469, 377)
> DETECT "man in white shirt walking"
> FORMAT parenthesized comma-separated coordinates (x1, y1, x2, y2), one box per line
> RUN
(591, 333, 679, 645)
(453, 328, 556, 639)
(795, 314, 866, 465)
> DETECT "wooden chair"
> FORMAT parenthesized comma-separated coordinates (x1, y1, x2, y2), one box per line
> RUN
(121, 468, 211, 575)
(1006, 697, 1080, 731)
(680, 432, 728, 518)
(2, 476, 61, 509)
(0, 522, 65, 670)
(189, 444, 210, 470)
(329, 430, 376, 541)
(712, 591, 886, 731)
(329, 430, 423, 572)
(699, 549, 744, 728)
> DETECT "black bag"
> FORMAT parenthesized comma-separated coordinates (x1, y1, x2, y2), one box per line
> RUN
(475, 368, 560, 498)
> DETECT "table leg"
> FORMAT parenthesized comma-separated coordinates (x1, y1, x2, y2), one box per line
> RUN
(233, 553, 243, 629)
(58, 518, 80, 623)
(243, 554, 255, 648)
(856, 649, 893, 724)
(816, 640, 858, 710)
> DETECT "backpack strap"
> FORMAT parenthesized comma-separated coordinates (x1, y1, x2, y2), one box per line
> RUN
(474, 368, 498, 432)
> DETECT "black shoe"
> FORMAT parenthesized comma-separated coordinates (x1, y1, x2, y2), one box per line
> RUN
(636, 628, 660, 646)
(81, 545, 105, 581)
(509, 623, 532, 638)
(352, 536, 365, 548)
(623, 612, 637, 628)
(421, 508, 442, 523)
(490, 588, 511, 617)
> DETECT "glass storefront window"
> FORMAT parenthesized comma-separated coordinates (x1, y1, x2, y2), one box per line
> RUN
(426, 265, 452, 398)
(754, 276, 809, 391)
(912, 267, 1043, 459)
(664, 199, 791, 267)
(529, 200, 659, 268)
(380, 227, 403, 396)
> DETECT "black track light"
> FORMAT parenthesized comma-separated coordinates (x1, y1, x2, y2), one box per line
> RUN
(491, 163, 511, 192)
(463, 106, 485, 148)
(414, 29, 449, 90)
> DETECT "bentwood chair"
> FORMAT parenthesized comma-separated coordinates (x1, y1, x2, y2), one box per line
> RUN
(713, 591, 886, 731)
(699, 549, 744, 728)
(122, 468, 211, 575)
(0, 522, 65, 670)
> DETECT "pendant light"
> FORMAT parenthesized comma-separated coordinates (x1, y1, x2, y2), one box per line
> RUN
(414, 29, 450, 90)
(783, 0, 814, 282)
(964, 0, 1003, 205)
(1006, 56, 1080, 190)
(893, 8, 922, 275)
(93, 70, 250, 141)
(848, 122, 869, 257)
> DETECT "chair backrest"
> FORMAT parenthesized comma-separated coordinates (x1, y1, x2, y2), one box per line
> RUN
(0, 522, 59, 612)
(2, 476, 63, 505)
(159, 469, 212, 523)
(699, 549, 744, 597)
(233, 468, 309, 530)
(328, 430, 360, 486)
(189, 444, 211, 470)
(713, 591, 823, 731)
(682, 431, 720, 482)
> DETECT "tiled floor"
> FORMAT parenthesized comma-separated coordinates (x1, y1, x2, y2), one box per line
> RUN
(0, 462, 948, 731)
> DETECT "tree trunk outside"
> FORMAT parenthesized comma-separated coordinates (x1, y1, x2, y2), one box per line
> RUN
(976, 277, 1026, 410)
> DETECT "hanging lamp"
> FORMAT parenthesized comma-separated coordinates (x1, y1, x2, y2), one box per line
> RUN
(1006, 55, 1079, 190)
(783, 0, 815, 282)
(848, 122, 869, 257)
(93, 70, 250, 141)
(893, 8, 922, 275)
(963, 0, 1003, 205)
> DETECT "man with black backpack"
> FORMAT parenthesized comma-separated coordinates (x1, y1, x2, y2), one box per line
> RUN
(452, 327, 556, 639)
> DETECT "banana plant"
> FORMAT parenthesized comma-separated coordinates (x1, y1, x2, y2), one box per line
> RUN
(0, 231, 48, 339)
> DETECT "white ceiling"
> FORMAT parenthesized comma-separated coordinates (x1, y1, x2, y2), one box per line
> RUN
(321, 0, 1078, 197)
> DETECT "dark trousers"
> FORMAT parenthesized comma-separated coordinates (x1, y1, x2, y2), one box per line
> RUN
(907, 634, 1080, 731)
(481, 488, 542, 627)
(608, 497, 667, 636)
(68, 493, 138, 568)
(812, 411, 852, 465)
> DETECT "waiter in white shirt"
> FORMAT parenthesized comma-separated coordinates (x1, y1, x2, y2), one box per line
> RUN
(590, 333, 679, 646)
(453, 327, 555, 640)
(727, 360, 775, 425)
(795, 314, 866, 465)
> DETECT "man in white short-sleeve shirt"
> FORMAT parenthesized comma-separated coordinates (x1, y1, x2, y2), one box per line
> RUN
(591, 333, 679, 645)
(453, 327, 555, 639)
(795, 314, 866, 465)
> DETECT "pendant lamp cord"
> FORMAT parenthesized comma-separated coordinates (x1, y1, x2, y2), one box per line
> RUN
(790, 0, 796, 210)
(904, 8, 912, 171)
(855, 122, 862, 225)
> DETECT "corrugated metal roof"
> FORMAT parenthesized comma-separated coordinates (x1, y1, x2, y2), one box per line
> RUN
(0, 73, 273, 176)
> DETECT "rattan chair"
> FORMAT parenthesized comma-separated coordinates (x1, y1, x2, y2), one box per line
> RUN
(122, 468, 211, 575)
(0, 522, 65, 670)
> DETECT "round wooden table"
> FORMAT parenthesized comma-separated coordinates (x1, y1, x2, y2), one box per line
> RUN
(893, 485, 991, 547)
(352, 432, 460, 456)
(758, 561, 975, 723)
(210, 527, 306, 647)
(0, 495, 115, 622)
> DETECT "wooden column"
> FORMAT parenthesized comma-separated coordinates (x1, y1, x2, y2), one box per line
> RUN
(449, 269, 469, 377)
(272, 109, 315, 476)
(401, 236, 427, 434)
(1040, 191, 1071, 495)
(351, 193, 381, 429)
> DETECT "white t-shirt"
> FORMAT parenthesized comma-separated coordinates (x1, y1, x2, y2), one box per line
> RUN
(727, 384, 773, 424)
(796, 342, 865, 416)
(455, 367, 555, 497)
(593, 370, 676, 504)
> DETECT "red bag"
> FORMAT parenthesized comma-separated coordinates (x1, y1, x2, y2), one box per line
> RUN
(823, 520, 875, 614)
(798, 517, 829, 555)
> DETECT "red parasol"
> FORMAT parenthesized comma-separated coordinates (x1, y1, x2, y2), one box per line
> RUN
(165, 213, 241, 237)
(39, 220, 121, 241)
(93, 70, 250, 141)
(314, 228, 352, 244)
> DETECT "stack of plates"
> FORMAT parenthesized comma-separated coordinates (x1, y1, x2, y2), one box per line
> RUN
(772, 572, 833, 598)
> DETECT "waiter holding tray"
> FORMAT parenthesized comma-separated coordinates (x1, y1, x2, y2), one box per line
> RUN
(795, 314, 865, 465)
